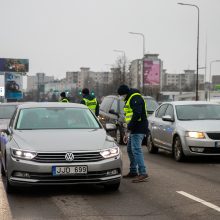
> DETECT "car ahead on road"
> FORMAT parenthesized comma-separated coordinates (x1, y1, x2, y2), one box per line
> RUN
(99, 95, 159, 145)
(0, 102, 122, 193)
(0, 103, 21, 150)
(147, 101, 220, 161)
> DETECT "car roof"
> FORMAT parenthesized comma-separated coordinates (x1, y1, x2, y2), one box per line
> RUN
(162, 101, 220, 106)
(0, 102, 22, 106)
(16, 102, 88, 109)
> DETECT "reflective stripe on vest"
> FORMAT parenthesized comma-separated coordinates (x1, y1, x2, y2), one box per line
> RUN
(83, 98, 97, 113)
(123, 93, 147, 124)
(60, 98, 69, 103)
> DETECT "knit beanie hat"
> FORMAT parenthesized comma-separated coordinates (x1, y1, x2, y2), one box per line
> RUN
(117, 84, 130, 95)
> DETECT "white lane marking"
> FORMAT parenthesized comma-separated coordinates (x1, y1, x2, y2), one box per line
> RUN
(177, 191, 220, 212)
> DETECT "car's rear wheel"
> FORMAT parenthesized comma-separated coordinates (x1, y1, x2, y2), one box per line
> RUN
(147, 133, 158, 153)
(173, 136, 185, 162)
(104, 182, 120, 191)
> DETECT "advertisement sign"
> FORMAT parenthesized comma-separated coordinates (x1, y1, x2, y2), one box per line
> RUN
(143, 60, 160, 85)
(5, 72, 23, 100)
(0, 58, 29, 72)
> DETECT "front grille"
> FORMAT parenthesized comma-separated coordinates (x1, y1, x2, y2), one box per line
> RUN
(207, 133, 220, 140)
(33, 152, 104, 163)
(203, 148, 220, 154)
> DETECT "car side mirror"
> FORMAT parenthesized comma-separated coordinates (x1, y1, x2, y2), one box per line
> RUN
(105, 123, 117, 131)
(109, 109, 119, 117)
(162, 115, 174, 122)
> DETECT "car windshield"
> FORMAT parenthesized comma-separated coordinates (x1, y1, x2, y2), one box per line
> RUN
(0, 105, 17, 119)
(16, 107, 101, 130)
(176, 104, 220, 120)
(144, 98, 159, 112)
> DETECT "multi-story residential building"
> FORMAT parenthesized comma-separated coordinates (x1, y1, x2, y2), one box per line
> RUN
(162, 69, 204, 91)
(26, 73, 54, 92)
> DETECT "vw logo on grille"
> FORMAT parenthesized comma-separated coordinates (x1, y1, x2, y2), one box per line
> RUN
(65, 152, 75, 161)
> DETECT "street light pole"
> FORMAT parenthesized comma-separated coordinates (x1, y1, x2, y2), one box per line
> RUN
(209, 60, 220, 101)
(129, 32, 146, 91)
(178, 3, 200, 101)
(113, 49, 126, 83)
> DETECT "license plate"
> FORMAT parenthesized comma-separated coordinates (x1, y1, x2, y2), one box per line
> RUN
(52, 166, 87, 176)
(215, 141, 220, 148)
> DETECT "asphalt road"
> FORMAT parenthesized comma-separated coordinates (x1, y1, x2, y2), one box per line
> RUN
(0, 145, 220, 220)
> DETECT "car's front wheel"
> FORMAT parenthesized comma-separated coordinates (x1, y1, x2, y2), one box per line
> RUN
(104, 182, 120, 191)
(147, 133, 158, 153)
(1, 160, 5, 176)
(173, 136, 185, 162)
(116, 127, 126, 145)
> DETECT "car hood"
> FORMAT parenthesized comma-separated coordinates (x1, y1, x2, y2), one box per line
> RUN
(12, 129, 108, 151)
(178, 120, 220, 132)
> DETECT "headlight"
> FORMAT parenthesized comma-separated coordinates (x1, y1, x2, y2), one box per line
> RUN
(100, 146, 119, 159)
(11, 148, 37, 160)
(186, 131, 205, 139)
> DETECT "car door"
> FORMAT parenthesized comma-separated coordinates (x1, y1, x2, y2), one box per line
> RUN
(151, 104, 168, 146)
(159, 104, 175, 150)
(99, 96, 114, 126)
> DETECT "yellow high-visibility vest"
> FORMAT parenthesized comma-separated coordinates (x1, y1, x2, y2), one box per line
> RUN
(123, 93, 147, 124)
(83, 98, 97, 113)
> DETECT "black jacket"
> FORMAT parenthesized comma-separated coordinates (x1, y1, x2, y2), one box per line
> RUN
(80, 94, 99, 116)
(124, 89, 148, 134)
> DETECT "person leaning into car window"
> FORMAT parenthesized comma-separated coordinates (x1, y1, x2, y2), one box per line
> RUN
(117, 84, 149, 183)
(80, 88, 99, 116)
(59, 92, 69, 103)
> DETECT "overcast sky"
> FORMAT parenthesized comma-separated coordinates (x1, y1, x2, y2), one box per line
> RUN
(0, 0, 220, 80)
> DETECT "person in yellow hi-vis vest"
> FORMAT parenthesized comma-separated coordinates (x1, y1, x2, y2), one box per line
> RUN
(117, 84, 149, 183)
(59, 92, 69, 103)
(80, 88, 99, 116)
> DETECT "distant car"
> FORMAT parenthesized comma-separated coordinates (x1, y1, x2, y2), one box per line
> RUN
(0, 102, 122, 193)
(147, 101, 220, 161)
(99, 95, 159, 145)
(0, 103, 19, 149)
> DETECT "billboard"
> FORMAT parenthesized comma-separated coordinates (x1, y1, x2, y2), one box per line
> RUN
(143, 60, 160, 85)
(5, 72, 23, 100)
(0, 58, 29, 72)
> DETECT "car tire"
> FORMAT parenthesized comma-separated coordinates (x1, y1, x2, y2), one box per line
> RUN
(173, 136, 185, 162)
(3, 160, 14, 193)
(104, 182, 120, 191)
(1, 160, 5, 176)
(147, 133, 158, 153)
(116, 127, 125, 145)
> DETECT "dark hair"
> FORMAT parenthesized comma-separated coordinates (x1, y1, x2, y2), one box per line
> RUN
(60, 92, 66, 98)
(82, 88, 89, 95)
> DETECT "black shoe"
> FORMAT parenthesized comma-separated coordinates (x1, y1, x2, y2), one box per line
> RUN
(123, 173, 138, 178)
(132, 174, 149, 183)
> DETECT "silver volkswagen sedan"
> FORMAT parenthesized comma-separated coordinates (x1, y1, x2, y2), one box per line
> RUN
(147, 101, 220, 161)
(0, 102, 122, 192)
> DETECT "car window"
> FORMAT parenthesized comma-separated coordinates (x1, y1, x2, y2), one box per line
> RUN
(16, 107, 101, 130)
(155, 104, 168, 118)
(165, 104, 174, 118)
(176, 104, 220, 120)
(100, 97, 114, 113)
(0, 105, 17, 119)
(110, 99, 118, 112)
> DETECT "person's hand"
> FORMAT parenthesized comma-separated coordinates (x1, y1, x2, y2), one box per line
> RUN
(123, 132, 129, 144)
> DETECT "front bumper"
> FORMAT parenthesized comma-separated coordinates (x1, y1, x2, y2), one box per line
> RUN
(7, 154, 122, 186)
(182, 136, 220, 156)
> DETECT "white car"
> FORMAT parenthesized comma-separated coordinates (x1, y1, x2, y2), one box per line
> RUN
(147, 101, 220, 161)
